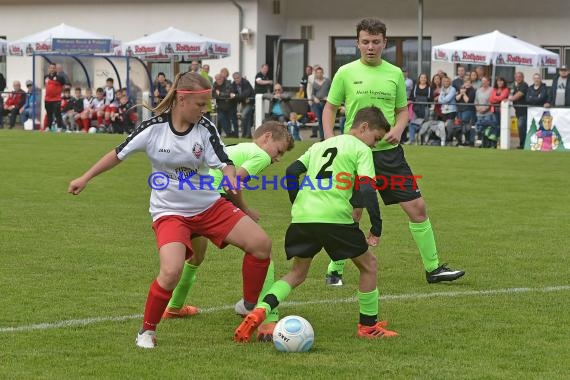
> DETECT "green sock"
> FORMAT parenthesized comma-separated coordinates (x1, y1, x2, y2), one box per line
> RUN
(167, 262, 199, 309)
(258, 261, 279, 323)
(409, 218, 440, 272)
(258, 280, 292, 314)
(358, 288, 379, 317)
(327, 259, 347, 275)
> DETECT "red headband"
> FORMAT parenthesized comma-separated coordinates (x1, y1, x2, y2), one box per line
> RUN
(177, 89, 211, 94)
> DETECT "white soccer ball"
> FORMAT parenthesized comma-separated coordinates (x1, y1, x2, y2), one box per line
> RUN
(273, 315, 314, 352)
(88, 127, 98, 134)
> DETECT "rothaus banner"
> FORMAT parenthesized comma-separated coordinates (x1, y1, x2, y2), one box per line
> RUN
(525, 107, 570, 151)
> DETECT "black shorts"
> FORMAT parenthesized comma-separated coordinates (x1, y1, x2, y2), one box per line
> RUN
(284, 223, 368, 261)
(372, 145, 422, 205)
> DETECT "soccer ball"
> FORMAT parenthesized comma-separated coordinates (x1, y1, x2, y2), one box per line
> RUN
(88, 127, 98, 134)
(272, 315, 314, 352)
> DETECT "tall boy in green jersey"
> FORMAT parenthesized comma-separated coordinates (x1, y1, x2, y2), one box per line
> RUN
(234, 106, 398, 342)
(322, 17, 464, 285)
(163, 121, 294, 341)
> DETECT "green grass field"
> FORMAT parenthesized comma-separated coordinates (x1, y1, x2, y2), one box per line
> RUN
(1, 130, 569, 379)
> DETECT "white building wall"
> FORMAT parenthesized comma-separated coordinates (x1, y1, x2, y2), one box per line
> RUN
(2, 0, 569, 88)
(0, 1, 257, 86)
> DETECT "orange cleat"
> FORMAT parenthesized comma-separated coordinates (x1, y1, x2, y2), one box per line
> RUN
(234, 308, 266, 343)
(357, 322, 398, 338)
(257, 322, 276, 343)
(162, 305, 200, 319)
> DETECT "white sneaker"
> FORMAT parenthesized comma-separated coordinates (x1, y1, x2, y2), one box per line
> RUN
(135, 330, 157, 349)
(234, 298, 253, 317)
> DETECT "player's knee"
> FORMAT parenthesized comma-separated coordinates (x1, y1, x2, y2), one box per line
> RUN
(188, 252, 205, 266)
(158, 267, 183, 290)
(248, 234, 272, 260)
(359, 252, 377, 275)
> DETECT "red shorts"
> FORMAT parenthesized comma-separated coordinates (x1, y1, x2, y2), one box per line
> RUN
(151, 198, 246, 259)
(105, 105, 118, 113)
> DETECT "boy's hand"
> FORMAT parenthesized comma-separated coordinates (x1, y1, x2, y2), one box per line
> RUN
(366, 233, 380, 247)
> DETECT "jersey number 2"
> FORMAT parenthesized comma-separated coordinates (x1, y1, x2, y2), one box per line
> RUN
(316, 147, 338, 179)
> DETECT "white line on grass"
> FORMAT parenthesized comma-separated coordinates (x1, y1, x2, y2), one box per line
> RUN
(2, 285, 569, 334)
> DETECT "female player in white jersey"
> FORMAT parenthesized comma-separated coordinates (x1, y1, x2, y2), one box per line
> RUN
(68, 72, 272, 349)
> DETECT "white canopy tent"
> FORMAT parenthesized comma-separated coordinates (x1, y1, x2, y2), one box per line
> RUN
(433, 30, 561, 150)
(114, 26, 230, 77)
(7, 23, 119, 56)
(432, 30, 560, 84)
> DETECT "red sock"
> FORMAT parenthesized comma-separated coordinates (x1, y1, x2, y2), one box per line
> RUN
(97, 115, 103, 125)
(142, 279, 172, 331)
(242, 254, 270, 305)
(82, 118, 90, 131)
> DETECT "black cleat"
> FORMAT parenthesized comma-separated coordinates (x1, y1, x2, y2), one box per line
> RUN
(426, 264, 465, 284)
(325, 271, 344, 286)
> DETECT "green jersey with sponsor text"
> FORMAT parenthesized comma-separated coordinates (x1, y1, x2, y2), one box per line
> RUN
(292, 134, 375, 224)
(210, 142, 271, 193)
(327, 59, 407, 151)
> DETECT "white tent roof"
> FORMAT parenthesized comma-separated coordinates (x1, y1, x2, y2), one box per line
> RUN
(432, 30, 559, 68)
(115, 26, 230, 59)
(8, 23, 119, 56)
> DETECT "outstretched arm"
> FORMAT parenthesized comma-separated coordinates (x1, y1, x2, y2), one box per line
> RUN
(323, 102, 339, 139)
(68, 150, 122, 195)
(285, 160, 308, 203)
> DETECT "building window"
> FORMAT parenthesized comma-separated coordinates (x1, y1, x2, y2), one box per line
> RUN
(542, 46, 568, 80)
(330, 36, 431, 80)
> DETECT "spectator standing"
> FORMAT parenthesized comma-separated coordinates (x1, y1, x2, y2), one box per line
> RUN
(212, 73, 236, 137)
(526, 73, 549, 107)
(546, 64, 570, 107)
(42, 63, 66, 132)
(231, 72, 255, 138)
(254, 64, 273, 94)
(509, 72, 529, 149)
(309, 67, 331, 140)
(455, 78, 476, 145)
(452, 66, 466, 91)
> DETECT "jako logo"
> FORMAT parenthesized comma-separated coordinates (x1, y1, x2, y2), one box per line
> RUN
(158, 148, 170, 153)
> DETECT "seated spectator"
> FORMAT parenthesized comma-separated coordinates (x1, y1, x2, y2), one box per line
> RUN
(112, 89, 138, 134)
(287, 112, 302, 141)
(20, 80, 39, 127)
(60, 88, 74, 131)
(153, 72, 170, 105)
(62, 87, 84, 132)
(263, 83, 291, 123)
(2, 80, 27, 129)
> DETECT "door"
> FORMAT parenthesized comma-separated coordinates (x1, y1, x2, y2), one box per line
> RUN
(276, 39, 308, 92)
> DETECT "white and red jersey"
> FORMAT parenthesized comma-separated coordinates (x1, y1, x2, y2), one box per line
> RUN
(105, 86, 119, 107)
(116, 114, 233, 221)
(83, 96, 96, 110)
(92, 97, 106, 110)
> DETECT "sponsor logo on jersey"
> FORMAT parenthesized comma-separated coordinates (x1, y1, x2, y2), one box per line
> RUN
(192, 142, 204, 159)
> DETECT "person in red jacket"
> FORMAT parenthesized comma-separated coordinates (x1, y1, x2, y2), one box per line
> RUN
(2, 80, 27, 129)
(43, 62, 68, 131)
